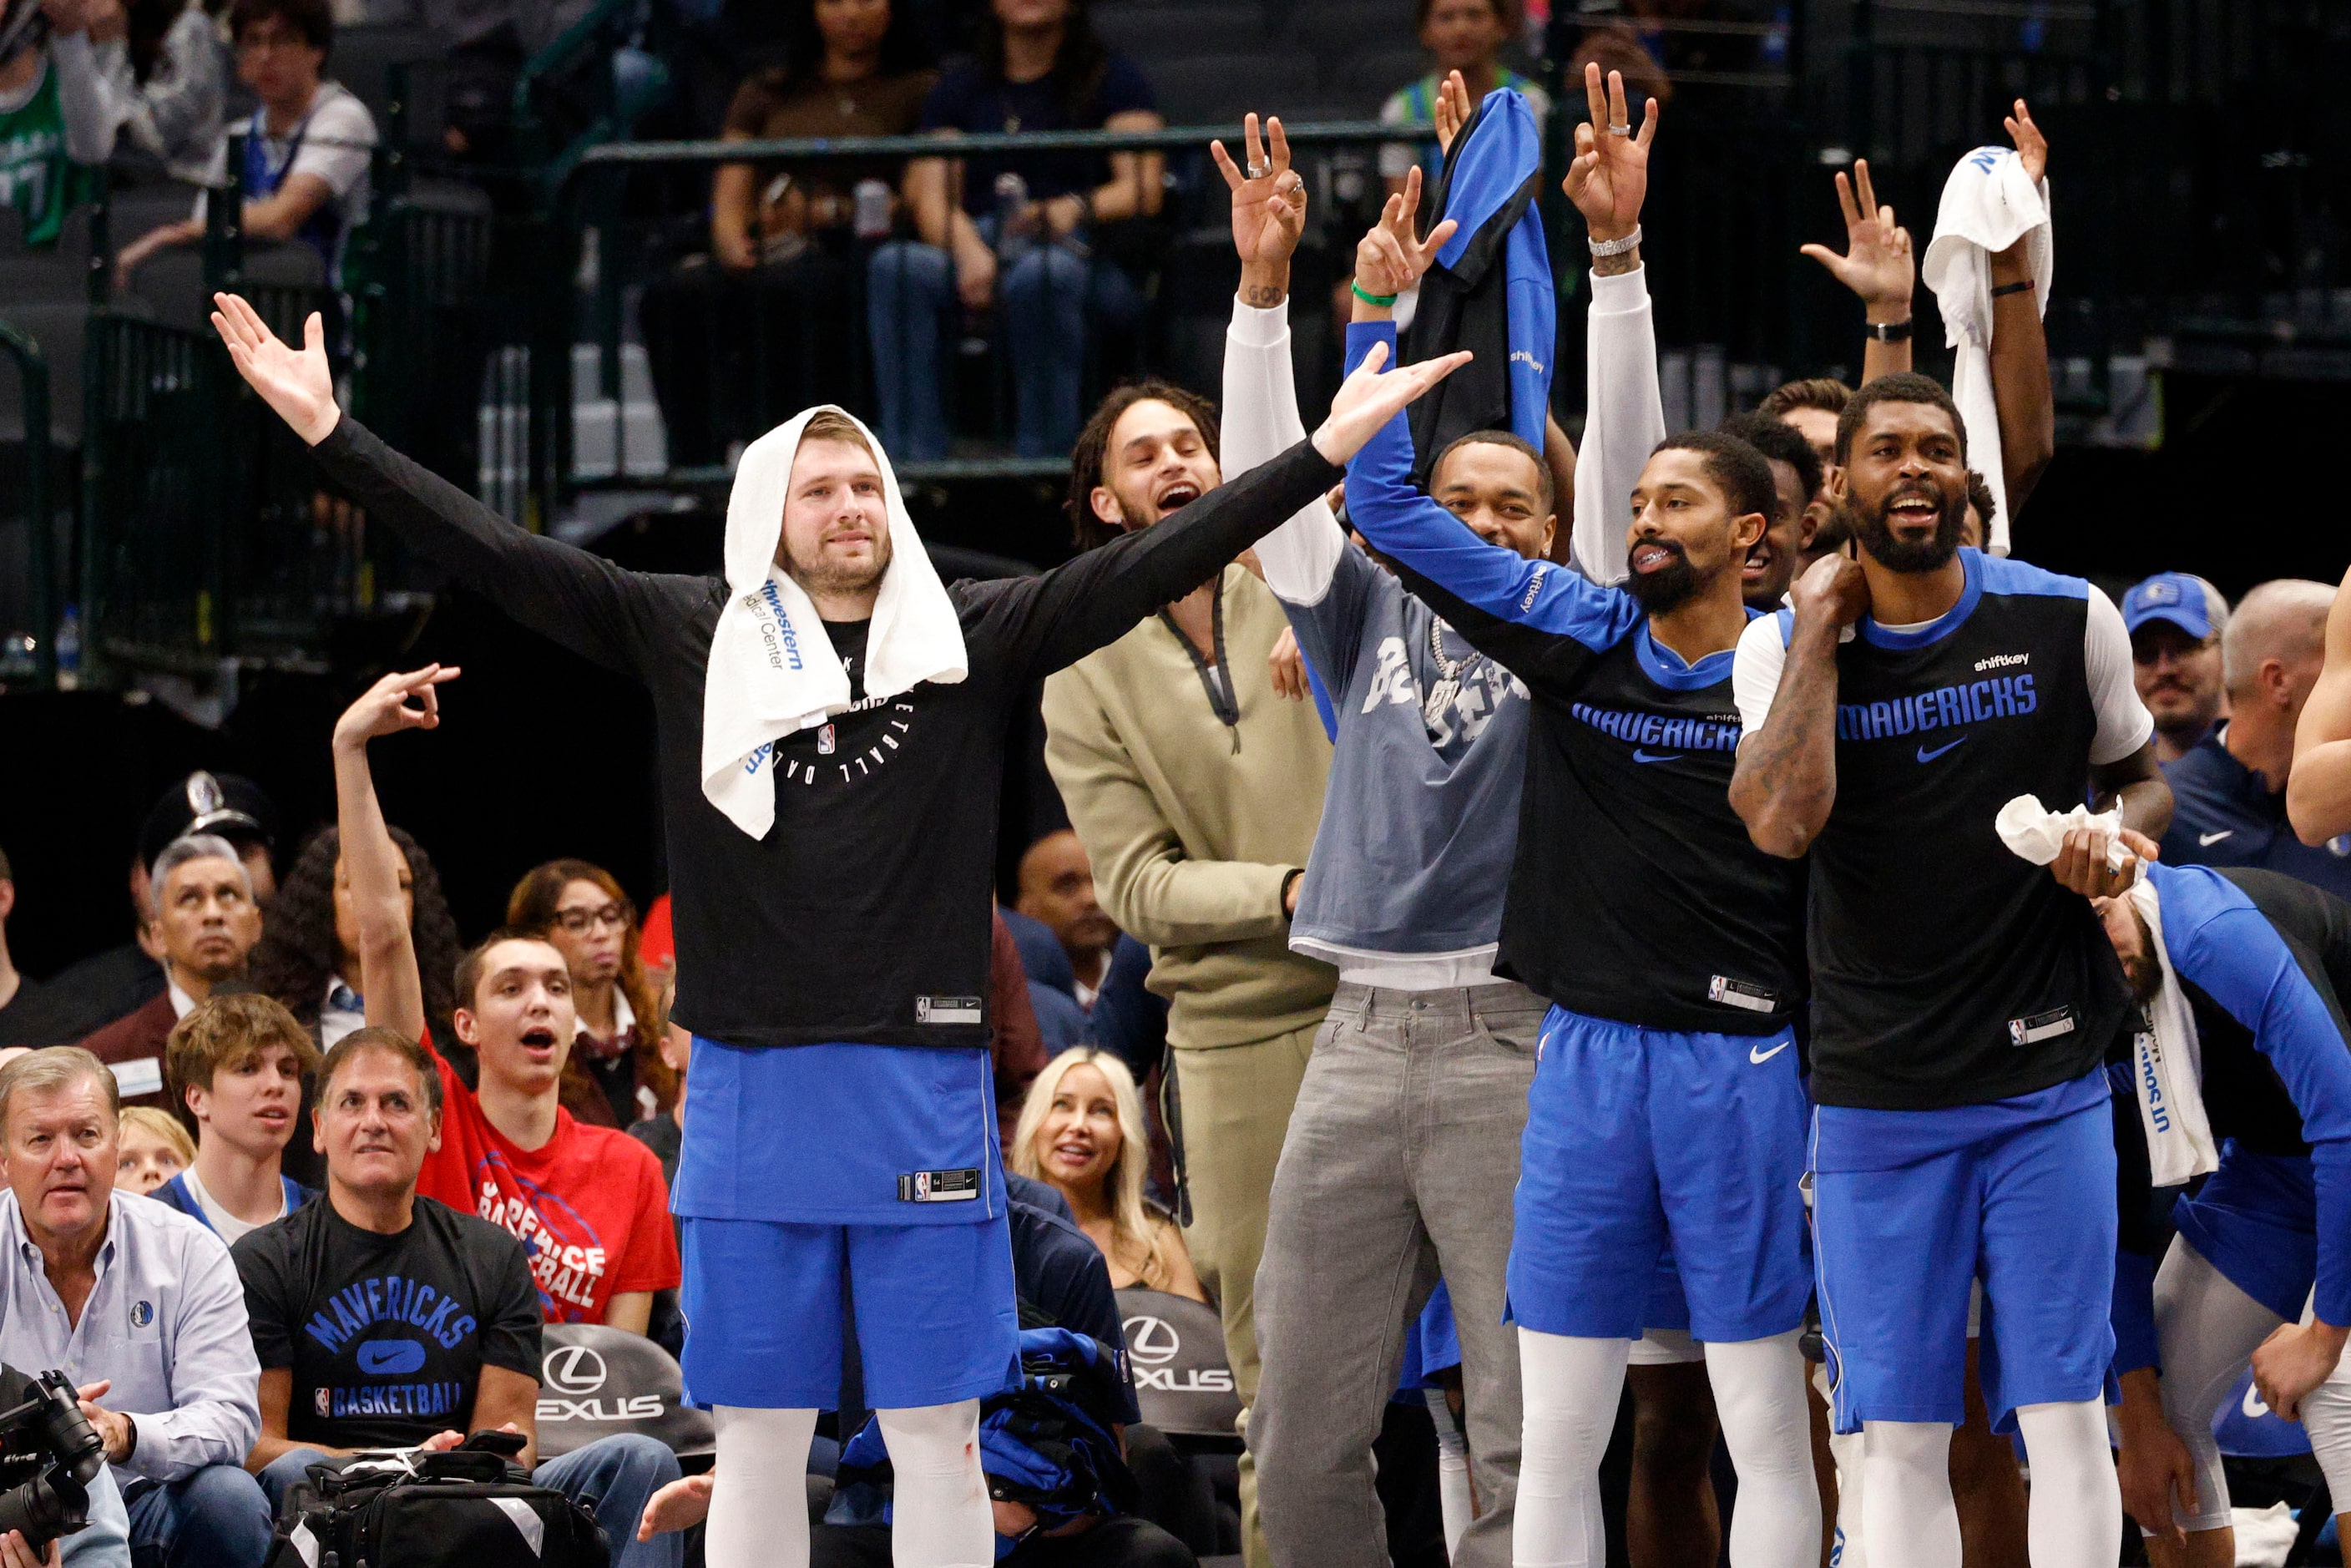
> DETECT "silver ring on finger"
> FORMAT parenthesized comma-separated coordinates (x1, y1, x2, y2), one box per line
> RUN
(1247, 163, 1270, 179)
(1607, 123, 1632, 137)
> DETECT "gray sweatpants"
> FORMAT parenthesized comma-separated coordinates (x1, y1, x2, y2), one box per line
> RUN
(1248, 980, 1545, 1568)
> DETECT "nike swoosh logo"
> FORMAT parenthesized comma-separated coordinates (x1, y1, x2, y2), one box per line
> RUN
(1631, 749, 1685, 764)
(1916, 737, 1967, 763)
(1749, 1041, 1791, 1065)
(2198, 831, 2233, 847)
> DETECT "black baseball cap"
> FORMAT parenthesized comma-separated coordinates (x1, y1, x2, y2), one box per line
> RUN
(136, 771, 281, 871)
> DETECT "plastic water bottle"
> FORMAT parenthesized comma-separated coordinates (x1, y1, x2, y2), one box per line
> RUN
(993, 171, 1028, 239)
(852, 178, 892, 240)
(54, 604, 81, 690)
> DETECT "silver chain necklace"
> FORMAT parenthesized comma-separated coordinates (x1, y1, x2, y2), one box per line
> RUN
(1423, 616, 1473, 728)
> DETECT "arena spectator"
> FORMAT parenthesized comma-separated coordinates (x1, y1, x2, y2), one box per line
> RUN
(625, 1023, 691, 1189)
(77, 834, 263, 1110)
(993, 908, 1064, 1105)
(1716, 412, 1823, 611)
(1010, 1048, 1204, 1301)
(12, 773, 278, 1055)
(1002, 902, 1091, 1055)
(0, 1049, 269, 1568)
(1756, 377, 1845, 471)
(871, 0, 1162, 459)
(235, 1026, 685, 1568)
(245, 820, 463, 1057)
(47, 0, 228, 181)
(1014, 830, 1118, 1012)
(151, 994, 318, 1242)
(1377, 0, 1548, 195)
(0, 0, 107, 248)
(639, 0, 937, 468)
(2294, 567, 2351, 848)
(2160, 579, 2351, 896)
(335, 666, 681, 1332)
(507, 860, 677, 1129)
(2124, 571, 2231, 763)
(112, 0, 375, 293)
(0, 843, 32, 1048)
(115, 1106, 193, 1194)
(1044, 363, 1336, 1564)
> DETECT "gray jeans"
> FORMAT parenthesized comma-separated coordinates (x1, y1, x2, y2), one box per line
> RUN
(1248, 980, 1545, 1568)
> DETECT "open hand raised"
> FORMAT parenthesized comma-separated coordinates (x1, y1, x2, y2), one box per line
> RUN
(1799, 159, 1913, 317)
(211, 293, 339, 445)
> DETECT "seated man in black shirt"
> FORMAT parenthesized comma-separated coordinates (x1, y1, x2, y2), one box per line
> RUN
(232, 1027, 685, 1567)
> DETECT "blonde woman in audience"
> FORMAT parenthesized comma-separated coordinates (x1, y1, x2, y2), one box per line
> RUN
(118, 1105, 194, 1192)
(1012, 1047, 1206, 1302)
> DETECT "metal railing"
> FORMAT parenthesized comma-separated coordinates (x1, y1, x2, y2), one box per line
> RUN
(518, 119, 1439, 523)
(0, 321, 54, 686)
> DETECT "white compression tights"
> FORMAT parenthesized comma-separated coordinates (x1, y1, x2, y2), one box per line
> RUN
(1516, 1328, 1818, 1568)
(710, 1406, 819, 1568)
(706, 1402, 991, 1568)
(1423, 1387, 1473, 1560)
(877, 1400, 994, 1568)
(1859, 1403, 2119, 1568)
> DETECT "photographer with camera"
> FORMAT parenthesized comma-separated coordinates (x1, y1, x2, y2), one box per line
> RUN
(234, 1027, 684, 1568)
(0, 1049, 260, 1568)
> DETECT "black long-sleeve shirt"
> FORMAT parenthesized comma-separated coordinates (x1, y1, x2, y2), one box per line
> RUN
(311, 417, 1342, 1051)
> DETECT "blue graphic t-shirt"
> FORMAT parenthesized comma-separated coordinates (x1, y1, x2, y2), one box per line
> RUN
(234, 1195, 544, 1449)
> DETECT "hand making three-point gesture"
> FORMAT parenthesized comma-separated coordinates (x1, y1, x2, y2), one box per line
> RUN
(1349, 164, 1459, 320)
(1562, 61, 1657, 265)
(1212, 114, 1307, 306)
(1800, 158, 1914, 326)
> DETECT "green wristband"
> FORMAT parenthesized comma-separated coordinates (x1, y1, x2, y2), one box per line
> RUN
(1351, 281, 1399, 307)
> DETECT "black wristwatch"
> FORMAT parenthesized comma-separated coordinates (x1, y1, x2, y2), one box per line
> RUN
(1868, 319, 1913, 342)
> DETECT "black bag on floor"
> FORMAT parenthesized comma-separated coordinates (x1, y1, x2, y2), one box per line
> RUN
(264, 1441, 610, 1568)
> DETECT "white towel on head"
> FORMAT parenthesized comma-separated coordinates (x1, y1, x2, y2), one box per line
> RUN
(699, 406, 967, 839)
(1921, 146, 2053, 559)
(1995, 794, 2218, 1186)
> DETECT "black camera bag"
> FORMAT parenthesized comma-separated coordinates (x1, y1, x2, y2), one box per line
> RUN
(264, 1447, 609, 1568)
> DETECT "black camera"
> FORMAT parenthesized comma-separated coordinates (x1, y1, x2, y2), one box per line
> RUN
(0, 1368, 108, 1552)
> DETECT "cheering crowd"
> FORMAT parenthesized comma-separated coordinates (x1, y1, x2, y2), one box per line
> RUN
(4, 48, 2351, 1568)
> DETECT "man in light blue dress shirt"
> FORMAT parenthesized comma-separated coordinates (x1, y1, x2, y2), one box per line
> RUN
(0, 1048, 264, 1568)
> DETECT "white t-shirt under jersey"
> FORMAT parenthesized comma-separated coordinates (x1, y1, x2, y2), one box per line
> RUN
(179, 1166, 287, 1247)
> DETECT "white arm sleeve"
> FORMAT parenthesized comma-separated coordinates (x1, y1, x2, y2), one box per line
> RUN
(1569, 265, 1666, 586)
(1733, 612, 1791, 737)
(1222, 296, 1346, 606)
(49, 33, 124, 165)
(2085, 584, 2156, 764)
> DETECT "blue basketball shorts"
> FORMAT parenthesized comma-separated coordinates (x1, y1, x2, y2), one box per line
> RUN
(679, 1212, 1019, 1412)
(1507, 1006, 1811, 1343)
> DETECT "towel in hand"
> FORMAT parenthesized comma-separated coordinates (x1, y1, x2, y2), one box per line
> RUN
(1994, 795, 2218, 1186)
(1921, 146, 2052, 559)
(700, 406, 967, 838)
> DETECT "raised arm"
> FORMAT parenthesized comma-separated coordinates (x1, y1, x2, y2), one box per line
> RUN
(1730, 554, 1869, 857)
(979, 339, 1470, 679)
(1989, 101, 2055, 514)
(1561, 62, 1664, 584)
(331, 667, 456, 1043)
(1211, 114, 1350, 608)
(211, 296, 668, 675)
(1802, 158, 1915, 387)
(2290, 562, 2351, 846)
(1343, 324, 1635, 690)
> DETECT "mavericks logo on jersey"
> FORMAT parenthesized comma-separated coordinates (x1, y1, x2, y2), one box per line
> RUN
(1837, 670, 2036, 743)
(1568, 703, 1740, 752)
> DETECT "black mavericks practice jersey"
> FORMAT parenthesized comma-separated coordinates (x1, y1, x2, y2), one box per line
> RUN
(1342, 462, 1808, 1034)
(1738, 549, 2151, 1109)
(311, 417, 1342, 1050)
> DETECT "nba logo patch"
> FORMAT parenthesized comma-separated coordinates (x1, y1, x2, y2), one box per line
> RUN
(315, 1388, 331, 1417)
(128, 1300, 154, 1329)
(913, 1172, 931, 1200)
(818, 724, 837, 756)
